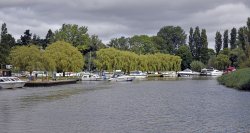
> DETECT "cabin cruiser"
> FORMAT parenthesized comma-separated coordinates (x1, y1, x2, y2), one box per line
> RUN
(200, 68, 223, 76)
(108, 74, 134, 82)
(0, 77, 26, 89)
(162, 71, 177, 77)
(129, 71, 147, 79)
(177, 69, 200, 77)
(81, 72, 105, 81)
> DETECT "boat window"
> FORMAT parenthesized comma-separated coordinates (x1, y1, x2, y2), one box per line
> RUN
(0, 79, 4, 82)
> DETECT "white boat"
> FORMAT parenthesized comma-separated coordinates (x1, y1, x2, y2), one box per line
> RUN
(81, 72, 105, 81)
(129, 71, 147, 79)
(177, 69, 200, 77)
(0, 77, 26, 89)
(200, 68, 223, 76)
(108, 74, 134, 82)
(162, 71, 177, 77)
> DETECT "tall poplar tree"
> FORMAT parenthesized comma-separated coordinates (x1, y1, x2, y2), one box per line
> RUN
(0, 23, 15, 64)
(200, 29, 209, 64)
(193, 26, 201, 60)
(215, 31, 222, 56)
(223, 30, 229, 49)
(230, 28, 237, 49)
(238, 27, 247, 51)
(188, 27, 195, 57)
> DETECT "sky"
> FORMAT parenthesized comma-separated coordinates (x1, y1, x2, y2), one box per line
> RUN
(0, 0, 250, 48)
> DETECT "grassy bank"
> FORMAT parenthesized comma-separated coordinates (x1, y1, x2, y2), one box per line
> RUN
(217, 68, 250, 90)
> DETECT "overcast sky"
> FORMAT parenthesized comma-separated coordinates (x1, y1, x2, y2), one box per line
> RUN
(0, 0, 250, 48)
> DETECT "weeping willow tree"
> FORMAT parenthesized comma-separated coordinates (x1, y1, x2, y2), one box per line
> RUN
(94, 48, 181, 72)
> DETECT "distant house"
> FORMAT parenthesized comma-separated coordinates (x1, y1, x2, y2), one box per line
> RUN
(0, 64, 12, 77)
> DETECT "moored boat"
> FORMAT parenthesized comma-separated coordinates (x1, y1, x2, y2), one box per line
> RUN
(177, 69, 200, 77)
(0, 77, 26, 89)
(129, 71, 147, 79)
(108, 74, 134, 82)
(200, 68, 223, 76)
(162, 71, 177, 77)
(81, 72, 105, 81)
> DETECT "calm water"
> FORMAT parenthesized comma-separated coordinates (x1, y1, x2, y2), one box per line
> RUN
(1, 77, 250, 133)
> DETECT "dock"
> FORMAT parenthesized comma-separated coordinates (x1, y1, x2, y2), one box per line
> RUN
(24, 79, 78, 87)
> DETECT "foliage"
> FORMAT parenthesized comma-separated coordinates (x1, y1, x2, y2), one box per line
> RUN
(200, 29, 209, 64)
(20, 30, 32, 45)
(176, 45, 192, 70)
(230, 27, 237, 49)
(214, 54, 230, 70)
(190, 61, 205, 72)
(151, 36, 168, 54)
(108, 36, 130, 50)
(9, 45, 44, 73)
(94, 48, 181, 72)
(228, 48, 246, 68)
(188, 27, 195, 57)
(207, 55, 216, 68)
(157, 26, 186, 54)
(193, 26, 201, 60)
(129, 35, 157, 54)
(0, 23, 15, 64)
(45, 29, 55, 47)
(44, 41, 84, 72)
(223, 30, 229, 49)
(54, 24, 90, 53)
(215, 31, 222, 55)
(218, 68, 250, 90)
(189, 27, 208, 63)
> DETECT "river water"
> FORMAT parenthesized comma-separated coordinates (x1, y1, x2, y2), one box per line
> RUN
(1, 77, 250, 133)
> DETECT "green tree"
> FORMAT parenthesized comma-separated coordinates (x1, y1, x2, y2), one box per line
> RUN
(9, 45, 44, 74)
(20, 30, 32, 45)
(94, 48, 181, 72)
(108, 36, 130, 50)
(215, 31, 222, 56)
(190, 61, 205, 72)
(176, 45, 192, 70)
(152, 36, 168, 53)
(214, 54, 230, 70)
(193, 26, 201, 60)
(229, 48, 246, 67)
(157, 26, 186, 54)
(230, 27, 237, 49)
(85, 35, 106, 70)
(54, 24, 90, 53)
(44, 41, 84, 73)
(129, 35, 157, 54)
(188, 27, 195, 57)
(200, 29, 209, 64)
(44, 29, 55, 48)
(0, 23, 15, 64)
(223, 30, 229, 49)
(237, 27, 247, 52)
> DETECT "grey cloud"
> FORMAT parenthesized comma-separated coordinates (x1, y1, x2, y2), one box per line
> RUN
(0, 0, 249, 47)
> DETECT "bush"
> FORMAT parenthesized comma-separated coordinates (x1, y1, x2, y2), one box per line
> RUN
(190, 61, 205, 72)
(217, 68, 250, 90)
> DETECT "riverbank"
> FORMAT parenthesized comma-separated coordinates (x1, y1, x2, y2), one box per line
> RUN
(217, 68, 250, 90)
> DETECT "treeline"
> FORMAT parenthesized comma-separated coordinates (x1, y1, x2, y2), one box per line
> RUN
(9, 41, 84, 74)
(0, 24, 105, 70)
(1, 17, 250, 72)
(213, 18, 250, 69)
(94, 48, 181, 73)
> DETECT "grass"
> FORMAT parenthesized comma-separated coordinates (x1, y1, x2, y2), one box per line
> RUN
(217, 68, 250, 90)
